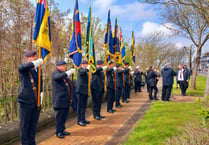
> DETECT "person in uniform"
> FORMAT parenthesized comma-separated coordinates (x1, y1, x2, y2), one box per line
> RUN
(106, 61, 116, 113)
(122, 62, 132, 103)
(145, 68, 150, 92)
(115, 63, 124, 108)
(147, 66, 158, 100)
(17, 50, 43, 145)
(90, 60, 106, 120)
(76, 60, 90, 126)
(51, 60, 75, 138)
(134, 66, 142, 93)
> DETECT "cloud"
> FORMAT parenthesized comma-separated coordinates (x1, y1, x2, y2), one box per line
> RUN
(93, 0, 116, 15)
(140, 21, 174, 37)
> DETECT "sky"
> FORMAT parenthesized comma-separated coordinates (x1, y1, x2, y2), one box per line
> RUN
(31, 0, 208, 54)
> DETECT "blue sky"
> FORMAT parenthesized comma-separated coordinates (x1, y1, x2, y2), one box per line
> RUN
(31, 0, 208, 54)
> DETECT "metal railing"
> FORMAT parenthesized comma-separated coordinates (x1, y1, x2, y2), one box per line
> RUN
(0, 83, 52, 123)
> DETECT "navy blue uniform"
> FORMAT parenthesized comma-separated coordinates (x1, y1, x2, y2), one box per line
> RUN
(134, 69, 142, 92)
(106, 68, 115, 111)
(76, 67, 89, 123)
(90, 67, 104, 117)
(52, 69, 71, 135)
(115, 69, 124, 107)
(122, 68, 130, 102)
(18, 62, 42, 145)
(147, 70, 158, 100)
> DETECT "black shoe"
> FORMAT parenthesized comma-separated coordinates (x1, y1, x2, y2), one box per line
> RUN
(112, 109, 116, 112)
(100, 115, 105, 118)
(63, 131, 70, 136)
(116, 105, 122, 108)
(56, 132, 64, 138)
(149, 98, 153, 100)
(123, 100, 129, 103)
(77, 121, 86, 126)
(108, 110, 114, 113)
(84, 120, 90, 124)
(154, 98, 159, 100)
(94, 116, 101, 120)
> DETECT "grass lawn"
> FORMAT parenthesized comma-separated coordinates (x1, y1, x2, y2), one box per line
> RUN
(172, 75, 206, 96)
(125, 101, 200, 145)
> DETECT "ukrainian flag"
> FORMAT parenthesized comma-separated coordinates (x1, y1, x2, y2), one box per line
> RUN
(69, 0, 82, 67)
(130, 30, 135, 64)
(33, 0, 51, 62)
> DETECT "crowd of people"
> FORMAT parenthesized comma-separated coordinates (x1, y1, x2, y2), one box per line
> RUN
(17, 50, 190, 144)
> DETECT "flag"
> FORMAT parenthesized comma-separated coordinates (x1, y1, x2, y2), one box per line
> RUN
(113, 18, 120, 63)
(86, 6, 96, 73)
(119, 26, 126, 66)
(69, 0, 82, 67)
(130, 30, 135, 64)
(104, 10, 114, 65)
(33, 0, 51, 62)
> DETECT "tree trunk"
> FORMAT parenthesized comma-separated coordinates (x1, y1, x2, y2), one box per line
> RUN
(205, 64, 209, 97)
(190, 46, 202, 89)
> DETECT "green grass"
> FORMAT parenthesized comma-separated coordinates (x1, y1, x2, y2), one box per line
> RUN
(125, 101, 200, 145)
(172, 75, 206, 96)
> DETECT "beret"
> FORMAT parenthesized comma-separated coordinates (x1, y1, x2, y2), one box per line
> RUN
(81, 60, 88, 64)
(116, 63, 121, 68)
(97, 60, 104, 65)
(124, 62, 129, 65)
(56, 60, 66, 66)
(108, 61, 113, 65)
(24, 50, 36, 57)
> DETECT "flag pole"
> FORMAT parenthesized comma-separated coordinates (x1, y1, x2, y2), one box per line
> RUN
(37, 47, 41, 110)
(70, 64, 74, 104)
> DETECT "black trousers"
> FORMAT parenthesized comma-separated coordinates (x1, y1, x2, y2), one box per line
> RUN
(115, 87, 122, 107)
(162, 86, 172, 101)
(147, 83, 150, 92)
(179, 81, 188, 95)
(135, 81, 141, 92)
(91, 89, 103, 117)
(54, 108, 69, 134)
(77, 93, 88, 122)
(122, 85, 130, 101)
(106, 88, 115, 111)
(19, 104, 40, 145)
(149, 85, 158, 100)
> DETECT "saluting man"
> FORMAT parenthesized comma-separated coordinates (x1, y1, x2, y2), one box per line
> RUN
(76, 60, 90, 126)
(51, 60, 75, 138)
(18, 50, 43, 145)
(106, 61, 116, 113)
(90, 60, 106, 120)
(115, 63, 124, 108)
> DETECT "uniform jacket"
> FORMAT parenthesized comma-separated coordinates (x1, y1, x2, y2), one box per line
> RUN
(76, 67, 89, 95)
(134, 69, 142, 83)
(52, 69, 71, 108)
(106, 68, 114, 89)
(147, 70, 157, 87)
(116, 69, 124, 89)
(123, 68, 130, 85)
(90, 67, 104, 92)
(161, 67, 176, 86)
(18, 62, 43, 108)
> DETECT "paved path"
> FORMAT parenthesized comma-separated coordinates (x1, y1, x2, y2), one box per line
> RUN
(38, 91, 152, 145)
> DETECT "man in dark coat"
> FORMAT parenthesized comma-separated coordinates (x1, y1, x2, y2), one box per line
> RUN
(177, 65, 190, 96)
(147, 66, 158, 100)
(122, 62, 132, 103)
(90, 60, 106, 120)
(115, 64, 124, 108)
(17, 50, 43, 145)
(51, 60, 75, 138)
(145, 68, 150, 92)
(76, 60, 90, 126)
(134, 66, 142, 93)
(106, 61, 116, 113)
(161, 63, 176, 101)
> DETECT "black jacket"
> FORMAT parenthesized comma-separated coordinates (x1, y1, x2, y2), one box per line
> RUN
(51, 69, 71, 108)
(147, 70, 157, 87)
(177, 69, 190, 82)
(106, 68, 114, 89)
(90, 67, 104, 92)
(134, 69, 142, 83)
(116, 69, 124, 89)
(76, 67, 89, 95)
(17, 62, 43, 108)
(123, 68, 130, 85)
(161, 67, 176, 86)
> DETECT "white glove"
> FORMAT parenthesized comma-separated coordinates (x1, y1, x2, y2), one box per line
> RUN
(32, 58, 43, 68)
(65, 68, 75, 77)
(122, 68, 124, 70)
(102, 66, 107, 70)
(131, 71, 134, 75)
(86, 65, 90, 70)
(64, 57, 68, 63)
(40, 92, 44, 105)
(128, 66, 132, 71)
(113, 67, 117, 71)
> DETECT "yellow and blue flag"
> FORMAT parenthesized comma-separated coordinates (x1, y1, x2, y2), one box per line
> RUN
(104, 10, 114, 64)
(33, 0, 51, 62)
(69, 0, 82, 67)
(119, 26, 125, 66)
(113, 18, 120, 63)
(130, 30, 135, 64)
(86, 6, 96, 73)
